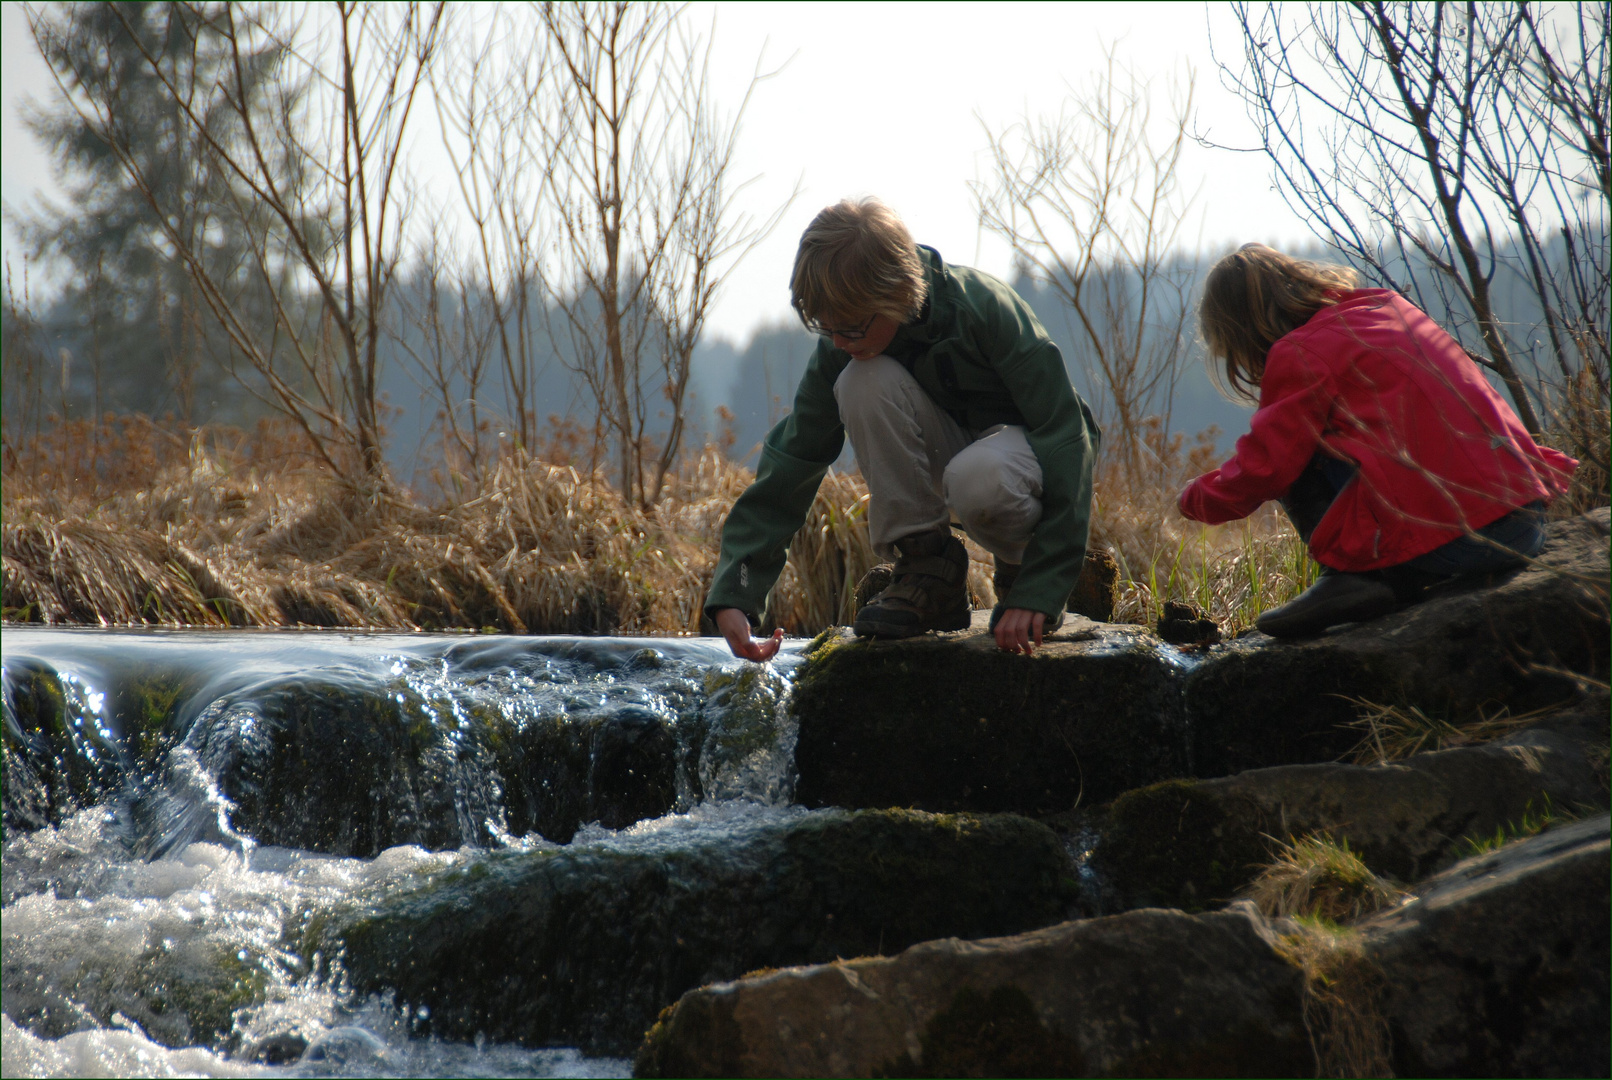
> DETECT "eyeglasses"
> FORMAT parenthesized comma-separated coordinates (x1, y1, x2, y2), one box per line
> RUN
(805, 313, 877, 342)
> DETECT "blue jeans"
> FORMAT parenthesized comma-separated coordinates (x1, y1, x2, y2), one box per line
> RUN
(1281, 454, 1545, 577)
(1406, 501, 1546, 574)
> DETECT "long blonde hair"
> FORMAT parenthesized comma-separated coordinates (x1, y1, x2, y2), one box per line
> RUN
(1199, 243, 1360, 403)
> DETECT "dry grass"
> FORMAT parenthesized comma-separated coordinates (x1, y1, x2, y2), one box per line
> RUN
(3, 421, 819, 635)
(3, 412, 1310, 636)
(1344, 698, 1556, 765)
(1274, 919, 1395, 1079)
(1246, 833, 1404, 924)
(1543, 350, 1610, 521)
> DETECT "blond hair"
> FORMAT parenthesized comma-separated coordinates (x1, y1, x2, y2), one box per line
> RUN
(1199, 243, 1360, 403)
(790, 198, 928, 327)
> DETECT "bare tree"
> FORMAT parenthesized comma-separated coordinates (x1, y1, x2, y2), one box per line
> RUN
(438, 1, 786, 508)
(30, 1, 445, 484)
(975, 53, 1197, 489)
(1216, 2, 1610, 441)
(425, 5, 556, 461)
(391, 224, 501, 489)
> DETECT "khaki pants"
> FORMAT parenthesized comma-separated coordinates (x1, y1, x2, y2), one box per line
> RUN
(834, 355, 1043, 563)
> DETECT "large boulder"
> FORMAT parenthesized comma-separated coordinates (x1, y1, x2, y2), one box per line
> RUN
(1186, 509, 1610, 777)
(1364, 812, 1610, 1078)
(635, 900, 1311, 1078)
(312, 808, 1076, 1055)
(792, 620, 1192, 815)
(1088, 706, 1608, 910)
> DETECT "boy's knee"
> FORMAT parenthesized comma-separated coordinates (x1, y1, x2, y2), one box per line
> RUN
(943, 453, 1002, 520)
(944, 433, 1041, 527)
(833, 355, 911, 418)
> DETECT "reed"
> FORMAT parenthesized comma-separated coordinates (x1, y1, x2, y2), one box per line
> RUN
(1094, 420, 1316, 635)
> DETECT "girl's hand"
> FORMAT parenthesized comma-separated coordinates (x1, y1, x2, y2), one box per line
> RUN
(994, 607, 1047, 655)
(714, 607, 783, 662)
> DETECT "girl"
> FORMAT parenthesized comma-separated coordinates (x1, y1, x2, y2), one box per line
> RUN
(1179, 244, 1577, 638)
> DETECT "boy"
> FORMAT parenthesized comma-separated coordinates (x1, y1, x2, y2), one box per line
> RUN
(707, 198, 1099, 659)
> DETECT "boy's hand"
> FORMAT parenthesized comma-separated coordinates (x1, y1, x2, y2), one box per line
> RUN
(994, 607, 1046, 655)
(714, 607, 783, 662)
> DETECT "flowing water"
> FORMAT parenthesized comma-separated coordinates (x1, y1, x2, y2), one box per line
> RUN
(3, 628, 810, 1079)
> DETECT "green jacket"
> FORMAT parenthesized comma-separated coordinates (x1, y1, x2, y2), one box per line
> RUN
(706, 246, 1099, 625)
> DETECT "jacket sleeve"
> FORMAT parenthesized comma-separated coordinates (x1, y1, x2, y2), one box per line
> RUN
(969, 277, 1101, 618)
(704, 340, 846, 626)
(1178, 338, 1334, 523)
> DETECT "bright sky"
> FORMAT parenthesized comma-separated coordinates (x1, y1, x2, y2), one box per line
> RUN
(1, 1, 1313, 343)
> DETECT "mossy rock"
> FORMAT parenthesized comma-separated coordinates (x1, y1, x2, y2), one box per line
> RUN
(792, 625, 1190, 816)
(138, 673, 687, 856)
(141, 678, 466, 856)
(493, 703, 680, 844)
(1363, 814, 1611, 1078)
(3, 658, 127, 835)
(315, 808, 1075, 1055)
(635, 902, 1312, 1078)
(1090, 779, 1271, 911)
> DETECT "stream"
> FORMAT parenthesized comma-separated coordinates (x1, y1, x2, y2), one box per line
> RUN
(3, 628, 810, 1078)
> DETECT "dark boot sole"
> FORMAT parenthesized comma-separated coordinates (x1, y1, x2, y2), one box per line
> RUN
(1257, 582, 1403, 638)
(853, 608, 973, 639)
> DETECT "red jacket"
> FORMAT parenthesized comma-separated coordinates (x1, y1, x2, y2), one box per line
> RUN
(1179, 290, 1577, 571)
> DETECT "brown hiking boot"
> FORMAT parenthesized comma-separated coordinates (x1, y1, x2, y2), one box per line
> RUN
(987, 557, 1066, 633)
(853, 528, 971, 638)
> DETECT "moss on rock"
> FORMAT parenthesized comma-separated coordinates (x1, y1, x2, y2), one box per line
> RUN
(4, 659, 127, 834)
(1093, 778, 1270, 911)
(1186, 512, 1610, 778)
(317, 807, 1075, 1055)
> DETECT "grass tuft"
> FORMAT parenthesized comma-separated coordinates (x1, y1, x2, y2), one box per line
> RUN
(1453, 795, 1577, 860)
(1093, 421, 1317, 635)
(1245, 833, 1403, 924)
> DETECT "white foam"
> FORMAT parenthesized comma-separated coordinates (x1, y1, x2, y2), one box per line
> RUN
(4, 812, 637, 1078)
(1, 1014, 268, 1078)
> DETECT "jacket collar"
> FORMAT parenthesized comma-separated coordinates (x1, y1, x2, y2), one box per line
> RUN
(885, 246, 955, 361)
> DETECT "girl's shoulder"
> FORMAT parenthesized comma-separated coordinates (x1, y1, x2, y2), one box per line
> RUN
(1282, 289, 1416, 348)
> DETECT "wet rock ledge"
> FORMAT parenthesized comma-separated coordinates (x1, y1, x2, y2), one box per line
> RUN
(792, 508, 1609, 813)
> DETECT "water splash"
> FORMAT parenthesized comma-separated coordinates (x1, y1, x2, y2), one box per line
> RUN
(2, 807, 633, 1077)
(3, 629, 810, 1077)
